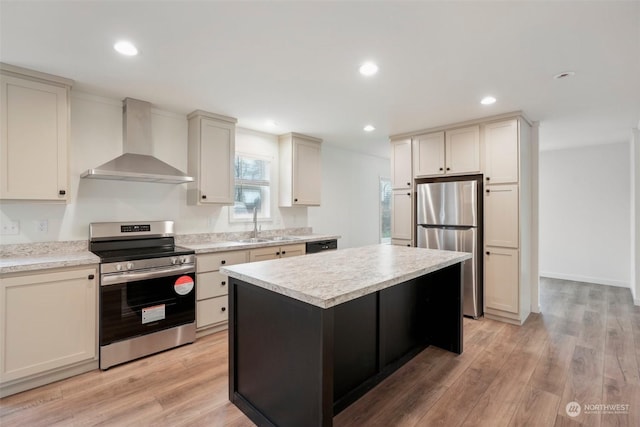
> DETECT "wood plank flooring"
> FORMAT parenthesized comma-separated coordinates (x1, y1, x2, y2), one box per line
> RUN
(1, 278, 638, 426)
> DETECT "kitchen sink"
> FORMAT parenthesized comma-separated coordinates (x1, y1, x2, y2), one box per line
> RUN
(237, 238, 272, 243)
(268, 236, 300, 241)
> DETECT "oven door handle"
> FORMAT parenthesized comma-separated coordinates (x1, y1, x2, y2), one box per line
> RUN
(101, 264, 195, 286)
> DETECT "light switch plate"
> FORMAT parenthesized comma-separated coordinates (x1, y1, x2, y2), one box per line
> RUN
(38, 220, 48, 232)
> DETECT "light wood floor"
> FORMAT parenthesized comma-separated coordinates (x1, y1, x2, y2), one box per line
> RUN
(2, 278, 639, 427)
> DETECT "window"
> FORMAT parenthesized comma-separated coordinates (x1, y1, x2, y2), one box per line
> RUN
(233, 155, 271, 220)
(380, 177, 391, 243)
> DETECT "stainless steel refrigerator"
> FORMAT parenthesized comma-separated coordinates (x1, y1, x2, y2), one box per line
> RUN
(416, 178, 482, 318)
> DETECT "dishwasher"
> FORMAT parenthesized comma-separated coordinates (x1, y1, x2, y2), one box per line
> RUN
(305, 239, 338, 254)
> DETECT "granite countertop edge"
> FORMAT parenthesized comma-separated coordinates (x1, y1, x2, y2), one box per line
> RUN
(182, 234, 341, 254)
(221, 248, 471, 309)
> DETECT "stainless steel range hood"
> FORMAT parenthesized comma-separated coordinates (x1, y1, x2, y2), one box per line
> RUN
(81, 98, 194, 184)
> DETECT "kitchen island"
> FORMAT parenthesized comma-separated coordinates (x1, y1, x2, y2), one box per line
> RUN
(221, 244, 471, 427)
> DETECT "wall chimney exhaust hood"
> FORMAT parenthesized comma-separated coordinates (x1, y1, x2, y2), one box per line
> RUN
(81, 98, 194, 184)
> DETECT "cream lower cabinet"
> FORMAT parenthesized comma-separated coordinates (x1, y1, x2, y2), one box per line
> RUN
(196, 250, 248, 334)
(249, 243, 306, 263)
(391, 189, 412, 242)
(484, 247, 519, 314)
(0, 266, 98, 397)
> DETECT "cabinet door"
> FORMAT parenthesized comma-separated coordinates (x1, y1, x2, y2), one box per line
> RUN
(292, 138, 322, 205)
(413, 132, 445, 177)
(485, 184, 519, 248)
(1, 75, 68, 201)
(280, 243, 306, 258)
(196, 295, 228, 328)
(249, 247, 280, 262)
(484, 120, 519, 184)
(391, 189, 412, 240)
(391, 139, 413, 188)
(445, 126, 480, 174)
(485, 247, 519, 314)
(0, 267, 97, 383)
(199, 118, 235, 204)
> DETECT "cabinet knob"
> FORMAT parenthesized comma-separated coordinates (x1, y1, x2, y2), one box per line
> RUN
(201, 195, 207, 199)
(406, 244, 411, 247)
(282, 251, 286, 255)
(406, 192, 411, 196)
(276, 252, 280, 256)
(88, 274, 95, 280)
(59, 190, 66, 195)
(439, 167, 444, 171)
(294, 198, 298, 202)
(406, 182, 411, 186)
(486, 189, 490, 193)
(486, 176, 491, 181)
(221, 307, 226, 312)
(221, 281, 226, 286)
(221, 260, 226, 265)
(486, 251, 490, 255)
(446, 167, 451, 171)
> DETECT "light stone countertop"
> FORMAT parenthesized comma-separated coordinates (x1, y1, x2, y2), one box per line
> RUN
(0, 252, 101, 275)
(221, 244, 471, 309)
(181, 234, 340, 254)
(0, 234, 340, 274)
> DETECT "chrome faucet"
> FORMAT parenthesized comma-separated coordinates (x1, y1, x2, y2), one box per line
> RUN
(252, 206, 259, 239)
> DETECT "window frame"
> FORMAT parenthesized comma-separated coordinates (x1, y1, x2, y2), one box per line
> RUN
(229, 152, 273, 223)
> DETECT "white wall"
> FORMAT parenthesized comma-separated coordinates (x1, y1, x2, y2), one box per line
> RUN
(0, 91, 388, 247)
(308, 145, 390, 249)
(632, 128, 640, 304)
(539, 142, 631, 287)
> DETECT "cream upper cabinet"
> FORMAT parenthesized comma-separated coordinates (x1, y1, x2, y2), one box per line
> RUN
(484, 119, 519, 184)
(485, 184, 519, 248)
(279, 133, 322, 207)
(484, 247, 519, 314)
(391, 138, 412, 189)
(0, 64, 72, 201)
(187, 110, 237, 205)
(391, 189, 412, 241)
(413, 132, 444, 177)
(0, 266, 98, 385)
(412, 126, 479, 178)
(445, 126, 480, 174)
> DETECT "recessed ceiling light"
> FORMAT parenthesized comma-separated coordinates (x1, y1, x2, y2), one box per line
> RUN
(553, 71, 575, 79)
(265, 120, 278, 127)
(364, 125, 375, 132)
(359, 62, 378, 76)
(480, 96, 496, 105)
(114, 41, 138, 56)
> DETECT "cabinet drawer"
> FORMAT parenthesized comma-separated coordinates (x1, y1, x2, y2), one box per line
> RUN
(196, 296, 228, 328)
(197, 250, 248, 273)
(197, 271, 229, 300)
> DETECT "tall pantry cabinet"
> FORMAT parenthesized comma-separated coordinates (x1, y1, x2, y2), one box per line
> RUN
(482, 118, 532, 325)
(389, 114, 534, 325)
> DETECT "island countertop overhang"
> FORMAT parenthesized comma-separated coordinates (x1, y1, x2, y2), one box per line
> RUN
(220, 244, 471, 309)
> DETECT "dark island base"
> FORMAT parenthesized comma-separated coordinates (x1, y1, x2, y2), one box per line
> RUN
(228, 263, 463, 427)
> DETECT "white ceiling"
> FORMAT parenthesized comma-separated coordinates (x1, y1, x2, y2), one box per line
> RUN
(1, 1, 639, 158)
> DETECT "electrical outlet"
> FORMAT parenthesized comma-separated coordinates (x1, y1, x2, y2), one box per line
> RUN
(38, 220, 48, 232)
(1, 220, 20, 235)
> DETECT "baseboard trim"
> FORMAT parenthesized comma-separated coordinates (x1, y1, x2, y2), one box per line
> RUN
(540, 272, 629, 288)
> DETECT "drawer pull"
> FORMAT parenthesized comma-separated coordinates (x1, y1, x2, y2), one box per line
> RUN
(88, 274, 95, 280)
(59, 190, 66, 195)
(486, 251, 490, 255)
(221, 260, 226, 265)
(221, 281, 226, 286)
(276, 252, 280, 256)
(221, 307, 226, 312)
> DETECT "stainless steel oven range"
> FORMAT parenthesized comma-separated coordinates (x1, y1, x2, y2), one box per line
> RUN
(89, 221, 196, 370)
